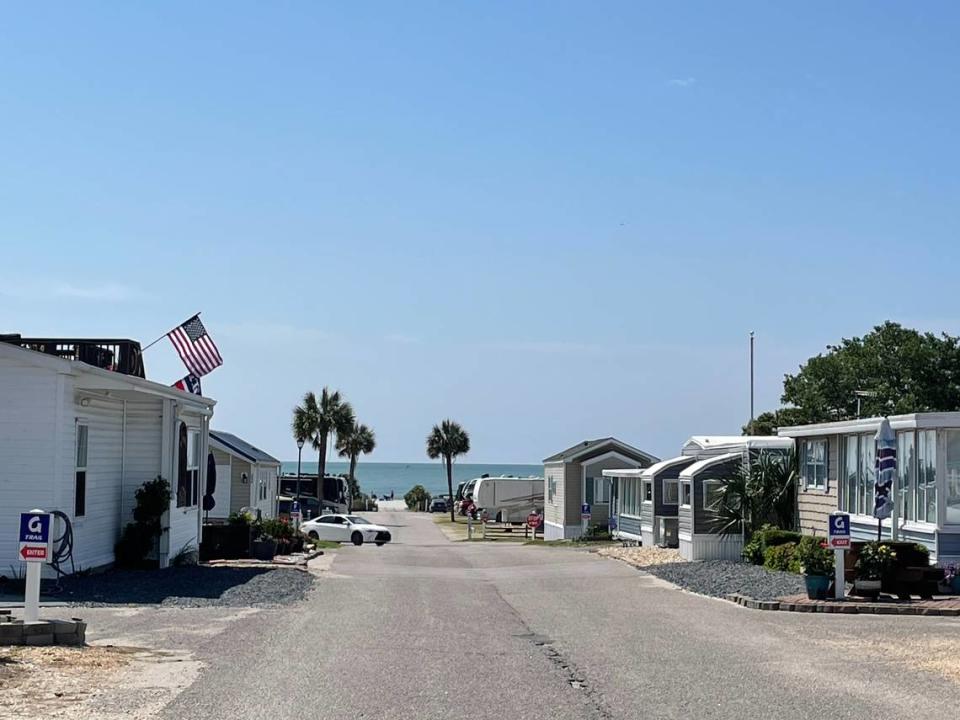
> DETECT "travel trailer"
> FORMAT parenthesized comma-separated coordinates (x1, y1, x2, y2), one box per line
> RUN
(470, 475, 544, 522)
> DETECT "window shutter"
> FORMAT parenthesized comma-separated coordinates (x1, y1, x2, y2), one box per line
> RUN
(585, 477, 594, 505)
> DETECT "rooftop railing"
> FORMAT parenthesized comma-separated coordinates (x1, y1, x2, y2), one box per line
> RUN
(0, 335, 146, 378)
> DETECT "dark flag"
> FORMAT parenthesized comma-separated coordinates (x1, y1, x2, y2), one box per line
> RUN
(172, 374, 203, 395)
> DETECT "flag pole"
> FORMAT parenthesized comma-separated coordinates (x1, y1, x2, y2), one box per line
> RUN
(141, 312, 202, 352)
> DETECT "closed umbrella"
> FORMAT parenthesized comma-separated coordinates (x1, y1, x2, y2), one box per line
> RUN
(874, 417, 896, 540)
(203, 451, 217, 515)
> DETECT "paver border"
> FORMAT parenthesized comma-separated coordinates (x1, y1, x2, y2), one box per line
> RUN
(725, 592, 960, 616)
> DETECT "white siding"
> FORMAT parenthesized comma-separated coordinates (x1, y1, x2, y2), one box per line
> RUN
(252, 463, 279, 519)
(71, 394, 125, 571)
(120, 399, 164, 527)
(0, 361, 69, 574)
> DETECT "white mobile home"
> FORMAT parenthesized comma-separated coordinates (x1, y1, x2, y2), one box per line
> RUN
(0, 340, 215, 575)
(779, 412, 960, 563)
(208, 430, 280, 521)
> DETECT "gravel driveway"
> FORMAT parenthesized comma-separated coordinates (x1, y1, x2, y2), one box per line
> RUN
(50, 566, 315, 607)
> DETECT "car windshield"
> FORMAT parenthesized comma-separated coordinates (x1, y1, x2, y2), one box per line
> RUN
(346, 516, 370, 524)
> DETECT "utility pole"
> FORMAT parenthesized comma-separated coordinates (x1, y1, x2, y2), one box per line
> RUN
(749, 331, 755, 424)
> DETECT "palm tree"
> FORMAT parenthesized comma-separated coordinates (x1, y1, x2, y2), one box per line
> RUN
(291, 395, 316, 500)
(337, 422, 376, 512)
(714, 448, 798, 542)
(293, 388, 355, 486)
(426, 419, 470, 521)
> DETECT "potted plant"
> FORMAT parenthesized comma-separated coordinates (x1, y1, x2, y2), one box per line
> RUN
(940, 564, 960, 594)
(794, 536, 834, 600)
(250, 533, 277, 561)
(855, 541, 897, 594)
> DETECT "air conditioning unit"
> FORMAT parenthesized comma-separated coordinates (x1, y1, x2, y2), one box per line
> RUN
(657, 517, 679, 548)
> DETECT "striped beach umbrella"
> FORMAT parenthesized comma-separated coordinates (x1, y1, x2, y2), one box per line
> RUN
(874, 418, 896, 535)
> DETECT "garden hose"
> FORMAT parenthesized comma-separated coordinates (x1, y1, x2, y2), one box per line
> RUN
(48, 510, 76, 590)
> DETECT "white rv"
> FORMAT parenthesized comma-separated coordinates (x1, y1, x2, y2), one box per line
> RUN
(470, 476, 544, 523)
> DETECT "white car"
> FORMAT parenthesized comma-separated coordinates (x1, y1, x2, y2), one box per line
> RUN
(300, 514, 392, 547)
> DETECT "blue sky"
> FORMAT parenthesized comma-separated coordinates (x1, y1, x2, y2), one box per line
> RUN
(3, 3, 960, 462)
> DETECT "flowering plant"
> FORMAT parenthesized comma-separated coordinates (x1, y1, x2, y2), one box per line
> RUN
(855, 542, 897, 581)
(794, 536, 834, 576)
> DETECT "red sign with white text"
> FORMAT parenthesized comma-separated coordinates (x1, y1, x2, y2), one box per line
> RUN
(20, 546, 48, 560)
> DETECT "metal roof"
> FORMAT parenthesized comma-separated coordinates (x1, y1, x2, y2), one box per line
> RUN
(681, 436, 794, 456)
(679, 452, 744, 480)
(210, 430, 280, 464)
(543, 437, 658, 464)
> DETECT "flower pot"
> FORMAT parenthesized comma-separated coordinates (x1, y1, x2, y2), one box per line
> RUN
(855, 578, 881, 595)
(804, 574, 830, 600)
(250, 538, 277, 561)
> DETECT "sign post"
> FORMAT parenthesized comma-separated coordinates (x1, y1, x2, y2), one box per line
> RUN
(581, 503, 591, 536)
(527, 512, 541, 540)
(19, 510, 52, 622)
(290, 500, 302, 530)
(827, 513, 851, 600)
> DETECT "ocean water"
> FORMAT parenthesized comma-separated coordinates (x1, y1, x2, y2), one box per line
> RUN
(279, 461, 542, 498)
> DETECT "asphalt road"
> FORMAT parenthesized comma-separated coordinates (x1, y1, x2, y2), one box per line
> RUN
(75, 511, 960, 719)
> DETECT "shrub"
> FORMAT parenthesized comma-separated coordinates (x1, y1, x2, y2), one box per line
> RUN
(583, 525, 611, 541)
(115, 476, 171, 568)
(260, 518, 295, 540)
(856, 541, 897, 581)
(132, 476, 172, 530)
(404, 485, 431, 510)
(743, 524, 803, 565)
(742, 532, 766, 564)
(763, 542, 798, 572)
(794, 536, 834, 576)
(228, 511, 253, 526)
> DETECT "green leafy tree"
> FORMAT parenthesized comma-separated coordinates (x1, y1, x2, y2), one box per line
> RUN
(751, 322, 960, 429)
(742, 408, 807, 436)
(337, 422, 376, 511)
(293, 388, 355, 481)
(426, 419, 470, 521)
(404, 484, 432, 511)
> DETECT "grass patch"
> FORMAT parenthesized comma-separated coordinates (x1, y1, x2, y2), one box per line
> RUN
(308, 540, 341, 550)
(524, 539, 618, 548)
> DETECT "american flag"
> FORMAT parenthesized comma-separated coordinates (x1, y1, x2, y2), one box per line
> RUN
(172, 374, 203, 395)
(167, 315, 223, 377)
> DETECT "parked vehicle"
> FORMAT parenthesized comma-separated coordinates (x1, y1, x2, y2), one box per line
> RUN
(430, 497, 449, 513)
(279, 473, 349, 514)
(299, 514, 392, 546)
(277, 495, 323, 520)
(470, 476, 543, 523)
(456, 478, 480, 516)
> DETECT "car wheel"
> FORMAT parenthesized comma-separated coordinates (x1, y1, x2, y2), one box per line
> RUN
(351, 531, 364, 546)
(375, 542, 385, 547)
(308, 531, 319, 540)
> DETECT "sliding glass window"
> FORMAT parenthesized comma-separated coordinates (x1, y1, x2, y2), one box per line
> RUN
(897, 431, 916, 522)
(918, 430, 937, 524)
(946, 430, 960, 525)
(843, 435, 859, 514)
(859, 435, 875, 517)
